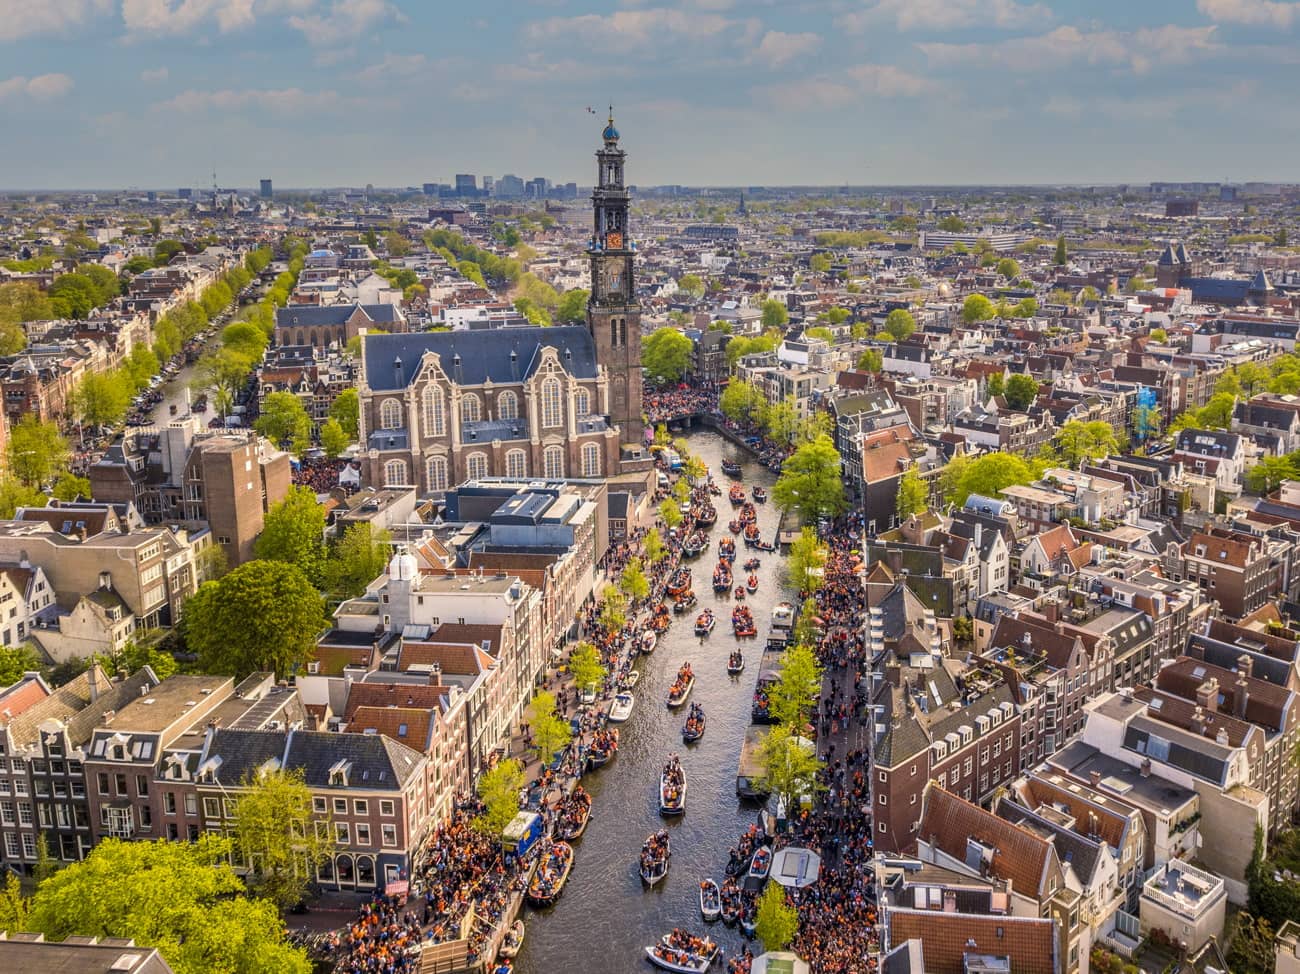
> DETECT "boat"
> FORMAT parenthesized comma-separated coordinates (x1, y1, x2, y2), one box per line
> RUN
(720, 877, 743, 924)
(673, 591, 698, 614)
(771, 602, 796, 630)
(554, 787, 592, 840)
(707, 483, 722, 496)
(498, 919, 525, 959)
(585, 729, 619, 770)
(699, 880, 722, 922)
(640, 830, 671, 885)
(718, 537, 736, 562)
(697, 504, 717, 527)
(666, 568, 692, 597)
(747, 846, 772, 882)
(608, 692, 635, 723)
(694, 610, 716, 636)
(732, 606, 757, 638)
(746, 574, 758, 593)
(641, 630, 658, 653)
(682, 532, 706, 558)
(727, 651, 744, 675)
(720, 459, 742, 478)
(742, 558, 761, 571)
(621, 670, 640, 690)
(728, 484, 746, 507)
(734, 585, 746, 600)
(667, 663, 695, 708)
(739, 906, 756, 937)
(660, 755, 686, 816)
(646, 937, 719, 973)
(742, 523, 762, 548)
(727, 519, 743, 534)
(527, 841, 574, 905)
(751, 486, 767, 503)
(712, 562, 733, 593)
(682, 703, 705, 743)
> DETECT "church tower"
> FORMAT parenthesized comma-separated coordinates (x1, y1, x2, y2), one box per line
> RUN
(587, 110, 644, 448)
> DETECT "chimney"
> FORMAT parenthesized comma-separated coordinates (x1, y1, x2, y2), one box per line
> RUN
(1043, 601, 1059, 623)
(1191, 705, 1207, 737)
(1237, 653, 1253, 681)
(1235, 676, 1250, 719)
(88, 666, 99, 702)
(1089, 770, 1102, 787)
(1195, 678, 1218, 713)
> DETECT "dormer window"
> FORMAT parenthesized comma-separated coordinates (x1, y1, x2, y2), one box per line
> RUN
(329, 759, 352, 788)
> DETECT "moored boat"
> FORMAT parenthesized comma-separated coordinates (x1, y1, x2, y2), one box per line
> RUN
(666, 568, 692, 596)
(608, 692, 635, 723)
(554, 786, 592, 840)
(660, 754, 686, 816)
(527, 841, 574, 905)
(721, 459, 742, 478)
(646, 939, 719, 973)
(667, 663, 695, 707)
(640, 830, 671, 885)
(697, 504, 717, 526)
(641, 630, 658, 653)
(673, 591, 698, 614)
(621, 669, 640, 690)
(747, 845, 772, 882)
(585, 728, 619, 770)
(682, 532, 706, 558)
(734, 585, 746, 600)
(720, 877, 743, 924)
(699, 879, 722, 922)
(498, 919, 525, 959)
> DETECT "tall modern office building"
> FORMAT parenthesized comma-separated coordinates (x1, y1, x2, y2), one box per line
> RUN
(259, 179, 272, 198)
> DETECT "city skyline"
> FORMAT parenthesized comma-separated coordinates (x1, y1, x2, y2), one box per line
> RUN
(3, 0, 1300, 189)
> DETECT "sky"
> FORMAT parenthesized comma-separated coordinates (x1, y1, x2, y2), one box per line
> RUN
(2, 0, 1300, 189)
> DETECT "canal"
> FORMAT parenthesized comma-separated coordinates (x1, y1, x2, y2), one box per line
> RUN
(516, 430, 789, 974)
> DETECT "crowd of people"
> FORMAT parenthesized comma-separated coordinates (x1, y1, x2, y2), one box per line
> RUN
(644, 380, 721, 425)
(293, 457, 360, 493)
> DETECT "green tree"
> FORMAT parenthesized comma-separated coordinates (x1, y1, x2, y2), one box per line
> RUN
(568, 641, 606, 695)
(643, 327, 694, 384)
(1055, 420, 1121, 469)
(764, 396, 800, 446)
(857, 348, 883, 372)
(961, 294, 995, 323)
(761, 298, 789, 329)
(826, 306, 849, 324)
(1247, 455, 1300, 495)
(0, 477, 47, 518)
(599, 589, 628, 634)
(25, 835, 311, 974)
(193, 347, 253, 420)
(47, 273, 98, 318)
(1149, 327, 1167, 343)
(528, 690, 572, 766)
(995, 257, 1021, 279)
(474, 758, 525, 838)
(659, 498, 683, 529)
(720, 379, 765, 424)
(319, 417, 350, 458)
(255, 391, 312, 455)
(7, 415, 70, 488)
(768, 643, 823, 731)
(883, 308, 916, 342)
(232, 768, 335, 910)
(804, 326, 833, 344)
(323, 523, 391, 600)
(255, 486, 326, 585)
(221, 321, 268, 362)
(938, 215, 966, 232)
(677, 273, 705, 298)
(0, 869, 29, 933)
(1227, 912, 1277, 974)
(184, 561, 327, 679)
(1126, 275, 1149, 294)
(644, 528, 666, 564)
(154, 239, 185, 263)
(555, 288, 589, 324)
(755, 881, 799, 953)
(69, 371, 131, 429)
(51, 474, 91, 503)
(1004, 373, 1040, 410)
(619, 556, 651, 602)
(945, 453, 1034, 506)
(787, 527, 828, 594)
(97, 639, 178, 682)
(758, 723, 825, 819)
(809, 252, 831, 274)
(0, 642, 43, 687)
(952, 616, 974, 645)
(329, 388, 360, 438)
(1054, 235, 1067, 266)
(896, 466, 928, 519)
(773, 434, 847, 523)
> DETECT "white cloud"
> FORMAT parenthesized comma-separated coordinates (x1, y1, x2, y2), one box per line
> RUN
(526, 7, 740, 51)
(289, 0, 402, 46)
(140, 66, 169, 82)
(121, 0, 313, 36)
(751, 30, 820, 68)
(837, 0, 1052, 33)
(0, 0, 111, 41)
(1198, 0, 1300, 28)
(492, 57, 599, 84)
(350, 52, 426, 84)
(153, 86, 337, 113)
(758, 62, 934, 110)
(0, 73, 75, 101)
(920, 24, 1219, 74)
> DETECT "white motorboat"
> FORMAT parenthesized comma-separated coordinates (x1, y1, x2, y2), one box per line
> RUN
(621, 670, 641, 690)
(641, 630, 658, 653)
(699, 879, 721, 922)
(645, 938, 719, 973)
(608, 692, 635, 723)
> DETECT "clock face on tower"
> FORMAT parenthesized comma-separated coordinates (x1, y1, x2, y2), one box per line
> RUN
(606, 231, 623, 250)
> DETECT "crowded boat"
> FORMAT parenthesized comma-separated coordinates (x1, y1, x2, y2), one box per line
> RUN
(711, 561, 732, 593)
(646, 930, 720, 973)
(751, 486, 767, 503)
(727, 650, 744, 675)
(666, 567, 692, 597)
(640, 830, 671, 885)
(682, 702, 705, 743)
(728, 483, 746, 506)
(731, 605, 756, 638)
(526, 841, 574, 906)
(660, 754, 686, 816)
(667, 663, 695, 707)
(694, 609, 716, 636)
(585, 729, 619, 770)
(718, 537, 736, 562)
(720, 459, 742, 478)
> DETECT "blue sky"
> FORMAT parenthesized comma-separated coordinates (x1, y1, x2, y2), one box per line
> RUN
(2, 0, 1299, 189)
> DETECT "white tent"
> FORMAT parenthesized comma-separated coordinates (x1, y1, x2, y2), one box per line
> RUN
(768, 846, 821, 888)
(752, 950, 811, 974)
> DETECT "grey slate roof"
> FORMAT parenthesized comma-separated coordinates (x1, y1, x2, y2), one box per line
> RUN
(204, 727, 424, 790)
(364, 326, 598, 390)
(276, 303, 400, 328)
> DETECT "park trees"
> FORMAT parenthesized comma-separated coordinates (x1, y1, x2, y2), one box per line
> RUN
(184, 561, 327, 679)
(254, 486, 326, 586)
(231, 768, 335, 910)
(773, 434, 847, 523)
(474, 759, 526, 838)
(643, 327, 694, 385)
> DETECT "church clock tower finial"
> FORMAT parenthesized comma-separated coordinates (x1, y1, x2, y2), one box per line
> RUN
(586, 111, 643, 450)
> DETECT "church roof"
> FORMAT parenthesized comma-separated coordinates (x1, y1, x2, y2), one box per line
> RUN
(363, 326, 599, 390)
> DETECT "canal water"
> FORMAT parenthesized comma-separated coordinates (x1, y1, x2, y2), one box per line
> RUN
(516, 431, 789, 974)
